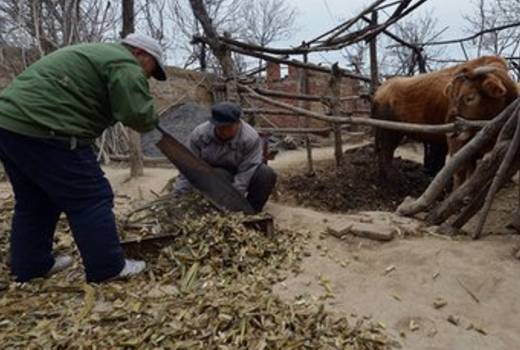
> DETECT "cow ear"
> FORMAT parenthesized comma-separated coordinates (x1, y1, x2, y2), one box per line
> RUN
(482, 77, 506, 98)
(444, 82, 453, 97)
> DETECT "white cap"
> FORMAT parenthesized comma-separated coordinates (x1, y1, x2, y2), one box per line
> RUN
(121, 33, 167, 81)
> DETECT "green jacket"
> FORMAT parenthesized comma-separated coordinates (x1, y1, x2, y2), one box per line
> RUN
(0, 43, 158, 139)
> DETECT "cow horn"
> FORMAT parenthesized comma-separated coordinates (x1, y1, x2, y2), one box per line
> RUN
(471, 65, 497, 76)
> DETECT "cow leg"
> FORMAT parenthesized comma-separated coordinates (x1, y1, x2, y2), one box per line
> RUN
(423, 141, 448, 176)
(452, 160, 475, 190)
(447, 134, 469, 190)
(375, 128, 402, 181)
(423, 142, 433, 173)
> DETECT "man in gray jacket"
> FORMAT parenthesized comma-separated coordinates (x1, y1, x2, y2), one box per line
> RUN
(173, 102, 276, 212)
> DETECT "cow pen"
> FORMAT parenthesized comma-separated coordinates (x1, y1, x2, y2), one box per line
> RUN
(185, 0, 520, 238)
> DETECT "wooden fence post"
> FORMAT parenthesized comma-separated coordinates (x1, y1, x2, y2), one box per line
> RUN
(329, 63, 343, 168)
(122, 0, 144, 177)
(300, 48, 314, 175)
(369, 10, 380, 96)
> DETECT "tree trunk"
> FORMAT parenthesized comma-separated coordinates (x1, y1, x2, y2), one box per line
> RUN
(369, 10, 379, 96)
(327, 63, 343, 168)
(299, 50, 314, 175)
(189, 0, 238, 101)
(122, 0, 144, 177)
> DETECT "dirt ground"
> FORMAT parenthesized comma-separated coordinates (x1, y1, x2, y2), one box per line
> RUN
(275, 144, 433, 212)
(265, 202, 520, 350)
(1, 140, 519, 349)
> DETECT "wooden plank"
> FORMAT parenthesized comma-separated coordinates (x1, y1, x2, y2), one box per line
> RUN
(122, 216, 275, 258)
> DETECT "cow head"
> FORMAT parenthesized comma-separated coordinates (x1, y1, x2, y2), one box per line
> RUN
(443, 62, 518, 189)
(444, 65, 516, 122)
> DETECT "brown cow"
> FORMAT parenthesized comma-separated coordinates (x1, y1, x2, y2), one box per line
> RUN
(372, 56, 508, 181)
(444, 62, 519, 188)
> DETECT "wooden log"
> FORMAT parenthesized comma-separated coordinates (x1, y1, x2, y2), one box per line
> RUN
(333, 123, 343, 167)
(200, 38, 372, 82)
(216, 83, 368, 102)
(421, 112, 520, 235)
(247, 86, 332, 102)
(250, 87, 364, 102)
(451, 159, 520, 232)
(303, 0, 389, 46)
(397, 99, 520, 217)
(327, 221, 395, 241)
(128, 130, 144, 176)
(369, 10, 380, 96)
(121, 0, 144, 178)
(194, 0, 408, 56)
(427, 141, 510, 225)
(327, 63, 343, 167)
(319, 0, 429, 50)
(243, 108, 303, 116)
(256, 125, 359, 136)
(256, 127, 331, 135)
(448, 184, 490, 231)
(362, 15, 419, 53)
(305, 136, 315, 175)
(241, 83, 490, 133)
(300, 50, 315, 175)
(474, 114, 520, 238)
(244, 106, 367, 116)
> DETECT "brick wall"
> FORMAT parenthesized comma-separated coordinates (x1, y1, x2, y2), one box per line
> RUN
(257, 62, 366, 128)
(150, 66, 213, 111)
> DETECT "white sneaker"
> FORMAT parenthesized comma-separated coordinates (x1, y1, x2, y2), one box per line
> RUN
(118, 259, 146, 278)
(46, 255, 73, 277)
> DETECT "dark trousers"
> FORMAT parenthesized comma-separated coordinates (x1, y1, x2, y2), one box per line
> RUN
(0, 128, 124, 282)
(215, 164, 277, 213)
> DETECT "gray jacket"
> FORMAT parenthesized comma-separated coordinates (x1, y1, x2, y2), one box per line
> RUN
(173, 120, 263, 195)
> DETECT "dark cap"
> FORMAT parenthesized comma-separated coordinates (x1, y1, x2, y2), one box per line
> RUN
(210, 102, 242, 126)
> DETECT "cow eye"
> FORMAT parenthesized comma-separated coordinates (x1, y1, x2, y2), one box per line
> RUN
(464, 94, 478, 105)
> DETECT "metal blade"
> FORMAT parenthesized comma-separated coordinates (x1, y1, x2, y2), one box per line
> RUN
(155, 125, 255, 214)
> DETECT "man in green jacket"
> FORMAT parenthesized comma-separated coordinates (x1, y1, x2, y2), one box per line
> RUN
(0, 33, 165, 283)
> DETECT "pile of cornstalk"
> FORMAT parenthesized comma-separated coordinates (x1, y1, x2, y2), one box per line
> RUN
(0, 194, 397, 349)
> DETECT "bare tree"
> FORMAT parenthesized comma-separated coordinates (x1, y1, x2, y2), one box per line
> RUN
(381, 12, 446, 76)
(168, 0, 242, 70)
(239, 0, 296, 47)
(238, 0, 297, 74)
(341, 10, 446, 78)
(0, 0, 119, 49)
(0, 0, 119, 72)
(342, 22, 370, 76)
(463, 0, 520, 57)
